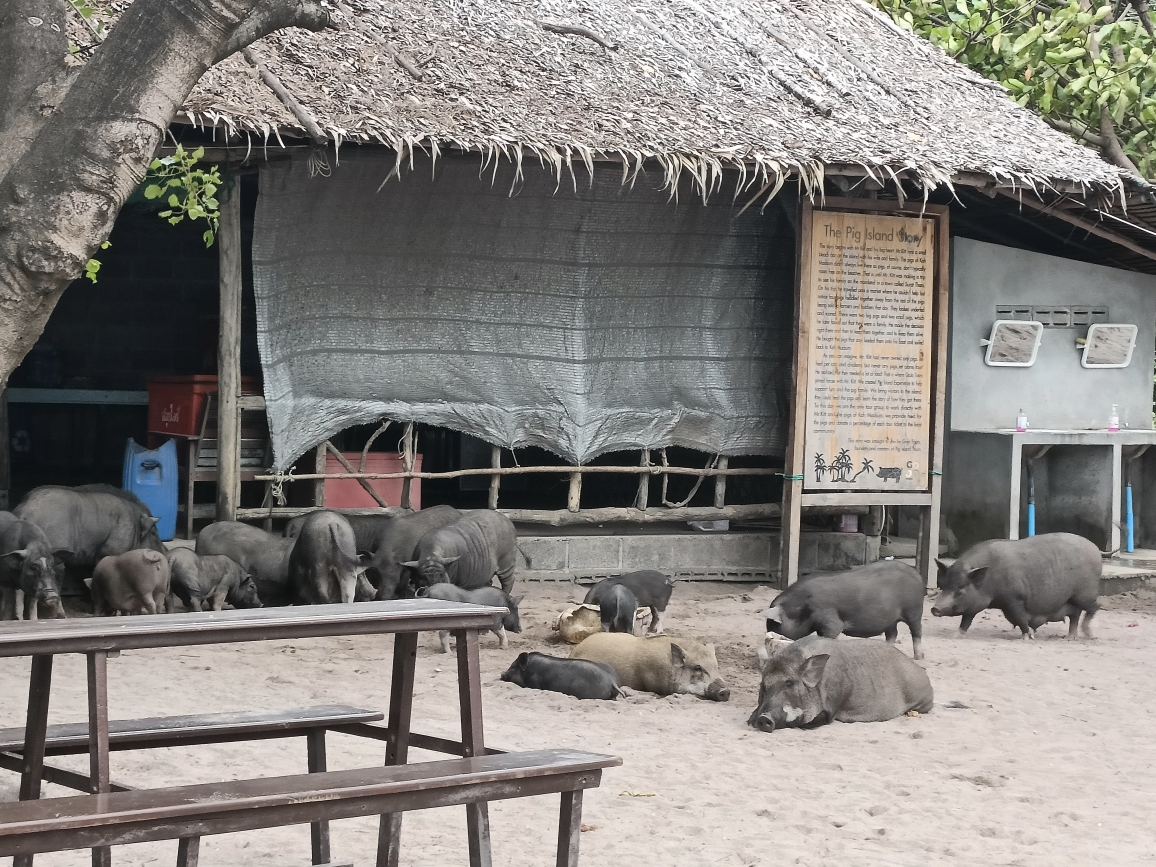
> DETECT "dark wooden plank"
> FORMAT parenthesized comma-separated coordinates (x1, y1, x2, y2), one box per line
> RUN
(335, 723, 507, 758)
(216, 176, 242, 522)
(556, 790, 582, 867)
(0, 750, 619, 857)
(0, 600, 507, 657)
(377, 631, 417, 867)
(0, 706, 384, 755)
(86, 652, 111, 867)
(307, 730, 330, 866)
(14, 653, 52, 867)
(456, 629, 491, 867)
(176, 835, 200, 867)
(0, 755, 132, 794)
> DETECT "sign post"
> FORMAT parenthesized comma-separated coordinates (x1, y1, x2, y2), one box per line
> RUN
(780, 198, 949, 587)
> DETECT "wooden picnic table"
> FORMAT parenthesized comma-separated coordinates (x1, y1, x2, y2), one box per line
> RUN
(0, 600, 618, 867)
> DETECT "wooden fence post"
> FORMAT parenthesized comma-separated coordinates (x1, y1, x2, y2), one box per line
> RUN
(714, 455, 728, 508)
(567, 472, 582, 512)
(635, 449, 649, 510)
(488, 446, 501, 509)
(400, 422, 414, 510)
(216, 173, 242, 523)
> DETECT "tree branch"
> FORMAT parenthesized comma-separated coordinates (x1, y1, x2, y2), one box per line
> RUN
(538, 20, 617, 51)
(1130, 0, 1155, 38)
(0, 0, 68, 129)
(242, 46, 326, 143)
(1099, 104, 1145, 180)
(213, 0, 333, 64)
(1046, 116, 1105, 148)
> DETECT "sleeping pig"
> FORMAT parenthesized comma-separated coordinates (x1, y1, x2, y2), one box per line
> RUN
(501, 652, 624, 700)
(748, 636, 933, 732)
(760, 560, 926, 659)
(570, 633, 730, 701)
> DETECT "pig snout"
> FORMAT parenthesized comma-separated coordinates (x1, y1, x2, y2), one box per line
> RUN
(706, 679, 730, 702)
(753, 713, 775, 733)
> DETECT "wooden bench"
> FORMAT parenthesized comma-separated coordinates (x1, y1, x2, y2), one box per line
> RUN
(0, 705, 382, 866)
(0, 749, 620, 866)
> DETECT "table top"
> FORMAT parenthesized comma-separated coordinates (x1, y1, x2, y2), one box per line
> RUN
(0, 600, 507, 657)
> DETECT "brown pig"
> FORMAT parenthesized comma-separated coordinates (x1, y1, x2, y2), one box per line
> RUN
(570, 632, 730, 701)
(87, 549, 170, 616)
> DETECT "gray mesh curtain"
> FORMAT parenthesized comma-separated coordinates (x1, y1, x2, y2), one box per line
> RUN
(252, 152, 794, 470)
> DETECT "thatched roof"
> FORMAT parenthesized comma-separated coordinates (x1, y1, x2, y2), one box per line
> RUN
(99, 1, 1132, 201)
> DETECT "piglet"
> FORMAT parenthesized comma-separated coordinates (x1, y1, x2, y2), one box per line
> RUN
(87, 549, 170, 616)
(420, 583, 522, 651)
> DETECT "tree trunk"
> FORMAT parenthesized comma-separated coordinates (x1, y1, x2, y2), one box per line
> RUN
(0, 0, 332, 389)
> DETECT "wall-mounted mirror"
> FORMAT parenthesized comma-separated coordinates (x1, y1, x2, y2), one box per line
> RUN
(982, 319, 1043, 367)
(1080, 323, 1137, 368)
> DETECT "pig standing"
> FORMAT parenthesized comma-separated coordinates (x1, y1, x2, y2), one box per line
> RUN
(0, 512, 65, 620)
(15, 485, 163, 568)
(748, 636, 933, 733)
(419, 583, 522, 651)
(501, 652, 624, 700)
(167, 548, 261, 611)
(197, 522, 296, 605)
(585, 571, 674, 634)
(931, 533, 1101, 639)
(288, 511, 368, 605)
(594, 583, 637, 634)
(760, 561, 926, 659)
(402, 510, 518, 593)
(87, 549, 170, 616)
(571, 633, 730, 701)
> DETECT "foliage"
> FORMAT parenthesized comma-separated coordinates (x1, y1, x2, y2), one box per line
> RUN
(84, 145, 220, 283)
(67, 0, 108, 53)
(143, 144, 222, 246)
(870, 1, 1156, 180)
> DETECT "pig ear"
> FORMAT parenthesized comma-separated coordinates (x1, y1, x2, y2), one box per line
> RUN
(511, 594, 524, 605)
(83, 577, 93, 589)
(439, 555, 461, 565)
(935, 559, 949, 574)
(800, 654, 829, 689)
(760, 605, 781, 621)
(669, 643, 686, 666)
(141, 516, 160, 528)
(52, 548, 71, 561)
(966, 566, 988, 584)
(399, 560, 420, 568)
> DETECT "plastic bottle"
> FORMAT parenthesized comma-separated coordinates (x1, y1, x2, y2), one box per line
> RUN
(1108, 404, 1120, 432)
(1015, 409, 1028, 432)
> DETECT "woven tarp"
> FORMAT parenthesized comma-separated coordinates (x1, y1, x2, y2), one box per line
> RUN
(253, 152, 794, 470)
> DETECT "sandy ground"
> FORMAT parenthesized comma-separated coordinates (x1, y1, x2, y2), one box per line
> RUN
(2, 581, 1156, 867)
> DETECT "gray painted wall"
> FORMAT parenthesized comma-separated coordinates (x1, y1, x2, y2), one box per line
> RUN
(950, 239, 1156, 431)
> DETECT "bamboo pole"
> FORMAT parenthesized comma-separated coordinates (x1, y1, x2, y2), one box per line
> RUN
(634, 449, 650, 510)
(488, 446, 501, 510)
(313, 443, 326, 507)
(400, 422, 414, 509)
(215, 175, 242, 523)
(253, 465, 781, 482)
(714, 455, 728, 508)
(567, 472, 582, 512)
(503, 503, 780, 526)
(325, 440, 388, 508)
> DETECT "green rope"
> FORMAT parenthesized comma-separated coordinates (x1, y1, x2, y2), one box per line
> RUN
(929, 470, 943, 476)
(776, 473, 805, 481)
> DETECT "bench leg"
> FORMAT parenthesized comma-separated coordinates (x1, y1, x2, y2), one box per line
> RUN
(306, 730, 330, 865)
(88, 651, 112, 867)
(376, 631, 417, 867)
(556, 790, 583, 867)
(456, 629, 492, 867)
(176, 836, 200, 867)
(15, 653, 53, 867)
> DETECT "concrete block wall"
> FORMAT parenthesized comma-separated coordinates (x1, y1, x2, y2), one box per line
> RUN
(517, 530, 880, 585)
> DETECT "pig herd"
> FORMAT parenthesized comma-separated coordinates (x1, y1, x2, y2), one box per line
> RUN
(0, 483, 1107, 737)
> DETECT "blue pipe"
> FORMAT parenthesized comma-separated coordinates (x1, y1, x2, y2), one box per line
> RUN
(1027, 502, 1036, 537)
(1026, 459, 1036, 537)
(1127, 483, 1135, 553)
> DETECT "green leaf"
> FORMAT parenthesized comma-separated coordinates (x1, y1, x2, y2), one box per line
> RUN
(143, 184, 163, 199)
(167, 194, 180, 207)
(203, 230, 215, 246)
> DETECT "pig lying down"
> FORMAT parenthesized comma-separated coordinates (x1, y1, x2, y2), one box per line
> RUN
(501, 652, 624, 700)
(749, 636, 933, 732)
(932, 532, 1101, 639)
(761, 560, 926, 659)
(418, 584, 522, 651)
(571, 632, 730, 701)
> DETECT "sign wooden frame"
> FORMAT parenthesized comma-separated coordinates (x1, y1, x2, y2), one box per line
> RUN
(779, 197, 950, 587)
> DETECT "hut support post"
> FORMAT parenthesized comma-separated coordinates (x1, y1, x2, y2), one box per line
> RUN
(634, 449, 650, 510)
(567, 472, 582, 512)
(400, 422, 414, 510)
(0, 389, 8, 510)
(216, 175, 243, 523)
(313, 444, 326, 507)
(779, 197, 812, 587)
(714, 456, 728, 508)
(488, 446, 501, 510)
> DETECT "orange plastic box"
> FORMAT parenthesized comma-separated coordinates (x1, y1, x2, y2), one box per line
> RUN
(324, 452, 422, 509)
(147, 375, 259, 437)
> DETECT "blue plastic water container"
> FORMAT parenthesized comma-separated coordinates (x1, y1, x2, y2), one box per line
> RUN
(122, 438, 178, 541)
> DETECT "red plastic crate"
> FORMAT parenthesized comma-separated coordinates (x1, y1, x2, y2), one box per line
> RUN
(324, 452, 422, 509)
(147, 375, 259, 437)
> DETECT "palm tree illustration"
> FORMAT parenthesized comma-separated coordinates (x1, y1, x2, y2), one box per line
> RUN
(852, 458, 875, 481)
